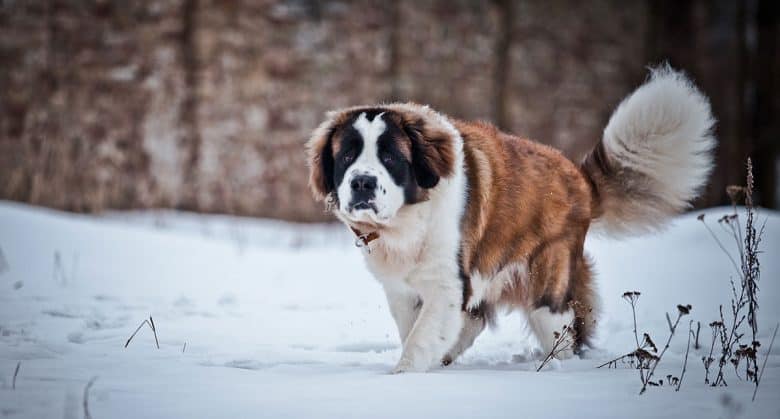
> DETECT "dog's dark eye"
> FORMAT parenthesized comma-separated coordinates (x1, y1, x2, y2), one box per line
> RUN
(343, 153, 354, 164)
(381, 153, 394, 164)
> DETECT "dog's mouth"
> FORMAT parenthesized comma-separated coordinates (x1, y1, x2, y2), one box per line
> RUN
(349, 201, 377, 213)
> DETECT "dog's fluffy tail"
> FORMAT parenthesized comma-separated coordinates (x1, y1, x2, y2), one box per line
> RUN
(581, 65, 716, 237)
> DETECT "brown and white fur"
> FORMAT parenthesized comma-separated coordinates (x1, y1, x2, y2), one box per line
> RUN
(306, 66, 715, 373)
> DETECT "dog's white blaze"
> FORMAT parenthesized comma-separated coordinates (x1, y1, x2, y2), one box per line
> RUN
(353, 112, 386, 147)
(337, 112, 406, 223)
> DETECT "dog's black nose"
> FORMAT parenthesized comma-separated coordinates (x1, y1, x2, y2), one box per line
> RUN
(350, 175, 377, 192)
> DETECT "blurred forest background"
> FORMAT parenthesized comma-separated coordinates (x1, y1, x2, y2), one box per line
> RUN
(0, 0, 777, 222)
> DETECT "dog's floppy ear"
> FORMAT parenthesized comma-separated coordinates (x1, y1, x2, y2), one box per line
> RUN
(306, 114, 340, 202)
(402, 117, 456, 189)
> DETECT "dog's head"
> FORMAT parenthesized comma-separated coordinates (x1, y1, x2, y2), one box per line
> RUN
(306, 105, 456, 227)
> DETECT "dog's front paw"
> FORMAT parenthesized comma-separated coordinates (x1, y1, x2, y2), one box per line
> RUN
(441, 354, 453, 366)
(391, 357, 428, 374)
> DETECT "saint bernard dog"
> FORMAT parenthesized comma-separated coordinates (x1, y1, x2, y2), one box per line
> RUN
(306, 66, 715, 373)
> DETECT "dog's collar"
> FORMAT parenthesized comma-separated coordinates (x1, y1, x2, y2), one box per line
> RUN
(350, 227, 380, 249)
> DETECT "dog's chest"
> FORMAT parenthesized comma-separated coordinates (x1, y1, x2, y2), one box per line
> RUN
(363, 240, 420, 284)
(361, 227, 430, 285)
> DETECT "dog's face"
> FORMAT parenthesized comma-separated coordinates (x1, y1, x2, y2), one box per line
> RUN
(332, 111, 415, 223)
(307, 106, 455, 227)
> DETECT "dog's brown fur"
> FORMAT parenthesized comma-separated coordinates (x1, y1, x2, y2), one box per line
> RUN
(456, 120, 597, 345)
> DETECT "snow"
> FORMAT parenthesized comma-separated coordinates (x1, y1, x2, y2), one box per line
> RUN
(0, 201, 778, 418)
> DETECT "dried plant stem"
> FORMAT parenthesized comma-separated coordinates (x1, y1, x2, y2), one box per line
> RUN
(12, 361, 20, 390)
(596, 353, 632, 369)
(630, 299, 641, 349)
(704, 160, 764, 387)
(125, 320, 150, 348)
(676, 320, 694, 391)
(752, 323, 779, 402)
(83, 376, 97, 419)
(742, 159, 761, 384)
(149, 316, 160, 349)
(640, 309, 687, 395)
(622, 292, 648, 383)
(701, 221, 742, 278)
(713, 304, 743, 386)
(536, 322, 575, 372)
(703, 322, 721, 384)
(124, 316, 160, 349)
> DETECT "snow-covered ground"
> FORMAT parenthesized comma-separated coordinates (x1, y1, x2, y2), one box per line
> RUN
(0, 201, 778, 418)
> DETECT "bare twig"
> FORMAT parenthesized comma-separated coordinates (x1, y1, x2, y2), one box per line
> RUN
(596, 348, 657, 371)
(149, 316, 160, 349)
(703, 321, 722, 384)
(598, 292, 661, 389)
(699, 218, 742, 279)
(536, 321, 576, 372)
(742, 159, 761, 384)
(752, 322, 779, 402)
(83, 376, 97, 419)
(12, 361, 20, 390)
(713, 302, 745, 387)
(623, 292, 642, 349)
(694, 321, 701, 350)
(124, 316, 160, 349)
(597, 353, 633, 369)
(706, 161, 765, 387)
(676, 320, 694, 391)
(640, 305, 690, 395)
(124, 319, 150, 348)
(182, 342, 187, 353)
(620, 291, 649, 383)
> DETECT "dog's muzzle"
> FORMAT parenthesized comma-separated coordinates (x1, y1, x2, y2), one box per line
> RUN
(348, 174, 378, 212)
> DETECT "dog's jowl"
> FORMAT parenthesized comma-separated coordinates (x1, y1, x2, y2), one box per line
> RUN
(306, 66, 715, 373)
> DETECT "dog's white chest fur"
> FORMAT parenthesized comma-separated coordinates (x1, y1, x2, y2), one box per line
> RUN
(362, 204, 432, 284)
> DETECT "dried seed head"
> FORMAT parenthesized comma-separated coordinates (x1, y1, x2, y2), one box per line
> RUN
(643, 333, 658, 352)
(677, 304, 692, 315)
(726, 185, 745, 205)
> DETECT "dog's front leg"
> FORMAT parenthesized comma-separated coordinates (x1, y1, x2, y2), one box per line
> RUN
(392, 267, 463, 373)
(383, 283, 422, 344)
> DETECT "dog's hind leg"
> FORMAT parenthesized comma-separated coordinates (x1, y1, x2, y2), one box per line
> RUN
(525, 241, 578, 359)
(527, 244, 598, 359)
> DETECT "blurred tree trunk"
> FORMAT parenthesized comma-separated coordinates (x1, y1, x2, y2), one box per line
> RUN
(179, 0, 201, 210)
(387, 0, 401, 101)
(752, 0, 779, 208)
(492, 0, 514, 131)
(646, 0, 698, 73)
